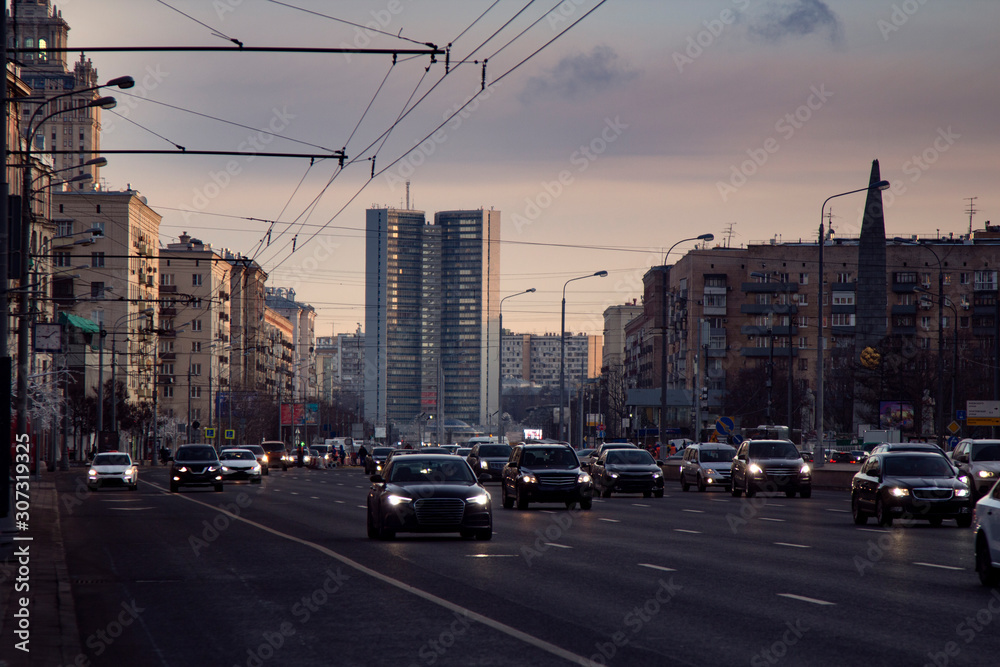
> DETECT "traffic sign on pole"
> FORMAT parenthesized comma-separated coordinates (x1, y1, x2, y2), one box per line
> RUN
(225, 429, 235, 440)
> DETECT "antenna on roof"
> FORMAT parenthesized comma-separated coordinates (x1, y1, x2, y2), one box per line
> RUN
(966, 196, 979, 235)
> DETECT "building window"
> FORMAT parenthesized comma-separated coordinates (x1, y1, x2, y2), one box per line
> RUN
(192, 341, 202, 352)
(190, 298, 202, 309)
(56, 221, 72, 237)
(91, 251, 105, 267)
(895, 272, 918, 285)
(704, 294, 726, 308)
(190, 363, 202, 376)
(919, 337, 931, 349)
(161, 274, 174, 286)
(191, 319, 203, 332)
(190, 386, 202, 398)
(837, 272, 851, 283)
(943, 273, 952, 286)
(90, 282, 105, 299)
(704, 276, 726, 289)
(798, 358, 808, 371)
(921, 273, 932, 288)
(162, 363, 174, 375)
(160, 341, 174, 354)
(832, 292, 855, 306)
(91, 222, 104, 236)
(53, 251, 71, 267)
(960, 272, 971, 285)
(831, 313, 855, 326)
(794, 294, 809, 306)
(920, 316, 931, 330)
(192, 274, 203, 286)
(799, 273, 809, 285)
(974, 270, 997, 291)
(161, 386, 173, 398)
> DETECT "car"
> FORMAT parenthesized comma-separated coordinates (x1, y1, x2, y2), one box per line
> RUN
(576, 448, 597, 465)
(365, 447, 396, 475)
(581, 442, 638, 473)
(219, 448, 263, 483)
(974, 479, 1000, 586)
(679, 443, 736, 492)
(456, 447, 471, 458)
(500, 443, 593, 510)
(851, 451, 973, 527)
(260, 441, 290, 471)
(310, 444, 334, 467)
(848, 450, 868, 463)
(239, 444, 270, 475)
(87, 452, 138, 491)
(465, 442, 513, 482)
(949, 439, 1000, 499)
(870, 442, 944, 456)
(439, 444, 460, 455)
(730, 439, 812, 498)
(170, 444, 224, 493)
(366, 454, 492, 540)
(591, 448, 664, 498)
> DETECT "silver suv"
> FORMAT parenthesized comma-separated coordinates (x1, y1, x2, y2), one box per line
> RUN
(950, 439, 1000, 499)
(680, 443, 736, 492)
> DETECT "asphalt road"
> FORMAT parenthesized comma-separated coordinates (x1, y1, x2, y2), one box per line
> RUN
(53, 466, 1000, 667)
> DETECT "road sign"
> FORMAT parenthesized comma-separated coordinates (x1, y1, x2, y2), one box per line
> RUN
(225, 429, 235, 440)
(598, 423, 606, 432)
(947, 421, 961, 435)
(957, 410, 967, 420)
(966, 401, 1000, 426)
(204, 427, 216, 438)
(716, 416, 735, 436)
(947, 436, 960, 449)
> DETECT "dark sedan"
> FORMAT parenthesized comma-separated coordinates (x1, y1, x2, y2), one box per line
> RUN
(591, 448, 664, 498)
(365, 446, 396, 475)
(170, 444, 224, 493)
(367, 454, 492, 540)
(851, 451, 973, 527)
(466, 443, 513, 481)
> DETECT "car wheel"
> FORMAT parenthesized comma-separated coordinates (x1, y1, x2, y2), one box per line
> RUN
(501, 483, 515, 510)
(851, 493, 869, 525)
(579, 497, 593, 510)
(516, 485, 529, 510)
(785, 490, 796, 498)
(476, 528, 493, 541)
(976, 534, 999, 587)
(263, 468, 269, 476)
(367, 508, 379, 539)
(680, 474, 690, 492)
(957, 514, 973, 528)
(731, 480, 742, 497)
(282, 463, 288, 471)
(602, 487, 612, 498)
(654, 489, 664, 498)
(876, 496, 893, 527)
(643, 491, 652, 499)
(928, 517, 944, 527)
(799, 488, 812, 499)
(129, 484, 137, 491)
(169, 482, 178, 493)
(214, 483, 224, 492)
(745, 478, 756, 498)
(697, 475, 707, 493)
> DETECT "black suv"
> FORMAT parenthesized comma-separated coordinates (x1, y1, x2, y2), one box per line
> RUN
(170, 444, 224, 492)
(466, 443, 513, 481)
(500, 443, 593, 510)
(730, 439, 812, 498)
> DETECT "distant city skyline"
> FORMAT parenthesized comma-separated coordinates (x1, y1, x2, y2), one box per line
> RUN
(41, 0, 999, 336)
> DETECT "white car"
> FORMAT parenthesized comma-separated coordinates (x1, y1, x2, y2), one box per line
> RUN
(87, 452, 138, 491)
(219, 448, 263, 484)
(975, 479, 1000, 586)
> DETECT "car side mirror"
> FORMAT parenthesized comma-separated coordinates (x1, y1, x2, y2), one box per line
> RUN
(370, 474, 384, 483)
(656, 460, 665, 466)
(478, 473, 491, 484)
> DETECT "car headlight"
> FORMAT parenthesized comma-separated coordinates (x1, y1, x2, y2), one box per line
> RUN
(208, 466, 220, 472)
(608, 472, 619, 479)
(889, 487, 910, 497)
(387, 494, 411, 506)
(468, 493, 489, 506)
(800, 464, 811, 474)
(262, 454, 269, 463)
(221, 466, 231, 472)
(977, 470, 996, 478)
(88, 469, 97, 477)
(480, 460, 489, 470)
(652, 472, 662, 479)
(959, 475, 970, 484)
(376, 463, 382, 471)
(578, 473, 592, 484)
(252, 464, 261, 473)
(955, 488, 971, 498)
(748, 463, 763, 475)
(521, 473, 537, 484)
(176, 466, 188, 473)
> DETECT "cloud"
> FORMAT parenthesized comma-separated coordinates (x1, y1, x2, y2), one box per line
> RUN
(748, 0, 845, 47)
(518, 45, 639, 104)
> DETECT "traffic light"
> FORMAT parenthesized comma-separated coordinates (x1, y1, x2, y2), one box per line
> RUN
(700, 387, 708, 404)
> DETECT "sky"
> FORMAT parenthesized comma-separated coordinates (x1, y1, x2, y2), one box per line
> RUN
(42, 0, 1000, 338)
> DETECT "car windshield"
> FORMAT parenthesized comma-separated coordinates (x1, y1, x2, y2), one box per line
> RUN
(178, 447, 217, 461)
(522, 448, 578, 468)
(373, 448, 394, 457)
(883, 455, 954, 477)
(606, 450, 655, 465)
(388, 458, 475, 483)
(94, 454, 130, 466)
(971, 443, 1000, 462)
(222, 451, 254, 461)
(478, 445, 512, 458)
(748, 441, 800, 459)
(699, 448, 735, 463)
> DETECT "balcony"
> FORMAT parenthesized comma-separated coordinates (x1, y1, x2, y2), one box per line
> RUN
(160, 285, 177, 293)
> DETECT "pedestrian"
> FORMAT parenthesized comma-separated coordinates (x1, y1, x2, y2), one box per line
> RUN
(358, 444, 369, 471)
(339, 444, 346, 466)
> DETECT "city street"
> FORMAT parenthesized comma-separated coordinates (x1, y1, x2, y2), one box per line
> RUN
(21, 465, 997, 666)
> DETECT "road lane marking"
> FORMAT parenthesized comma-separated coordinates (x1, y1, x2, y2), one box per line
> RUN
(290, 492, 300, 495)
(153, 484, 598, 666)
(356, 505, 366, 509)
(334, 500, 346, 504)
(682, 509, 704, 514)
(107, 507, 155, 511)
(774, 542, 809, 548)
(825, 508, 850, 513)
(760, 518, 785, 522)
(638, 563, 676, 573)
(857, 528, 888, 534)
(466, 554, 518, 558)
(100, 499, 143, 502)
(914, 562, 964, 571)
(598, 518, 620, 523)
(778, 593, 835, 606)
(632, 503, 650, 508)
(674, 529, 702, 535)
(709, 498, 730, 502)
(541, 510, 557, 514)
(311, 496, 320, 500)
(543, 543, 572, 549)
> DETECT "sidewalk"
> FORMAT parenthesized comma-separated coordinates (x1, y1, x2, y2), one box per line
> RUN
(1, 474, 82, 667)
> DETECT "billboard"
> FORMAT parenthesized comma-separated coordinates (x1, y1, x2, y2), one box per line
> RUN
(879, 400, 915, 430)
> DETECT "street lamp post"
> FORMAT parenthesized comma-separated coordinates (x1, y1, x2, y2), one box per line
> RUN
(660, 233, 714, 448)
(498, 288, 535, 439)
(817, 180, 890, 466)
(894, 238, 945, 446)
(916, 285, 959, 443)
(560, 271, 608, 443)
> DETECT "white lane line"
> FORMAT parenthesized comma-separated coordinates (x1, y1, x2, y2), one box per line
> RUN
(709, 498, 730, 502)
(337, 483, 344, 486)
(778, 593, 835, 606)
(914, 562, 964, 571)
(774, 542, 809, 548)
(598, 518, 620, 523)
(543, 543, 572, 549)
(765, 503, 785, 508)
(541, 510, 557, 514)
(632, 503, 650, 508)
(674, 529, 702, 535)
(638, 563, 676, 573)
(107, 507, 155, 511)
(334, 500, 346, 504)
(152, 481, 595, 666)
(760, 518, 786, 522)
(825, 508, 850, 513)
(290, 492, 300, 496)
(310, 496, 320, 500)
(857, 528, 888, 534)
(682, 509, 704, 514)
(356, 505, 366, 509)
(466, 554, 518, 558)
